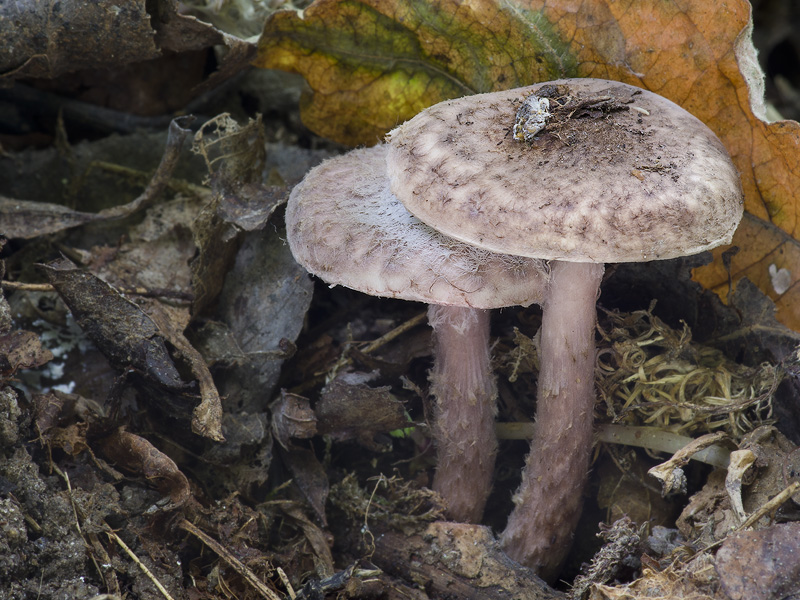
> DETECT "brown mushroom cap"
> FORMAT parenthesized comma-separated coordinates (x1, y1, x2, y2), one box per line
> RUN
(286, 144, 548, 309)
(386, 78, 744, 263)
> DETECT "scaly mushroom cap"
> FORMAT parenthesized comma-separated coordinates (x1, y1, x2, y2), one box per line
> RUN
(286, 144, 548, 309)
(386, 78, 744, 263)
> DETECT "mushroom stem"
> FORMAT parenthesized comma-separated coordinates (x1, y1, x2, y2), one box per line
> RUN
(428, 304, 498, 523)
(500, 260, 604, 581)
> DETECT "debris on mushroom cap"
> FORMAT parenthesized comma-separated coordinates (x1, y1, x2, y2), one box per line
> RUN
(513, 95, 551, 142)
(386, 78, 744, 263)
(286, 144, 549, 309)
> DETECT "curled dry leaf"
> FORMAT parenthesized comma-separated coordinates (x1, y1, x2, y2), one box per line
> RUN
(41, 257, 224, 441)
(97, 428, 192, 506)
(270, 391, 318, 451)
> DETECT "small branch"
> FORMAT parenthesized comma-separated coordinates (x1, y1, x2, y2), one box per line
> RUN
(2, 279, 193, 301)
(178, 519, 283, 600)
(107, 529, 176, 600)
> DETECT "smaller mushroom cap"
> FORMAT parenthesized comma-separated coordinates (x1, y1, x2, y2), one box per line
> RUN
(286, 145, 548, 309)
(386, 79, 744, 263)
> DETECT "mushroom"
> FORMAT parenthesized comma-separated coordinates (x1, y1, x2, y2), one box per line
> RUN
(285, 144, 549, 522)
(385, 78, 744, 579)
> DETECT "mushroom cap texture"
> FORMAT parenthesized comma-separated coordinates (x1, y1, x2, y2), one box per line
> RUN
(386, 78, 744, 262)
(286, 144, 548, 308)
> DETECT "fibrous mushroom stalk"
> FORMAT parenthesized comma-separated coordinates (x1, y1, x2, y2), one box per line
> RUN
(428, 304, 498, 523)
(500, 260, 605, 581)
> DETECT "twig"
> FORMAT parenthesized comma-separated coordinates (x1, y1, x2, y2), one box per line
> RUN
(178, 519, 282, 600)
(738, 481, 800, 530)
(325, 311, 428, 381)
(52, 465, 120, 595)
(107, 530, 177, 600)
(1, 279, 193, 301)
(292, 311, 428, 393)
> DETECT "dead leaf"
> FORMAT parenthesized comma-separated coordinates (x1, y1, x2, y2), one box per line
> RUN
(0, 197, 96, 239)
(281, 445, 330, 527)
(146, 302, 225, 443)
(270, 391, 318, 451)
(275, 501, 335, 577)
(212, 228, 313, 413)
(2, 117, 193, 239)
(41, 257, 224, 441)
(676, 426, 800, 547)
(97, 428, 192, 506)
(257, 0, 800, 331)
(715, 523, 800, 600)
(696, 214, 800, 335)
(200, 411, 273, 494)
(0, 330, 53, 375)
(189, 114, 266, 314)
(588, 558, 721, 600)
(317, 372, 408, 450)
(42, 258, 186, 389)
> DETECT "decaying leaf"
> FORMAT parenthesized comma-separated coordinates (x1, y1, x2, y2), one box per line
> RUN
(2, 117, 193, 240)
(212, 228, 313, 412)
(317, 372, 408, 450)
(270, 391, 317, 450)
(274, 501, 335, 577)
(282, 445, 330, 527)
(42, 258, 186, 388)
(0, 330, 53, 375)
(588, 558, 719, 600)
(97, 428, 192, 506)
(33, 391, 103, 458)
(41, 257, 224, 441)
(257, 0, 800, 331)
(200, 411, 273, 495)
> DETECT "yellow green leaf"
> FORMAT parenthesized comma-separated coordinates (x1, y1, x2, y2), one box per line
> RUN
(256, 0, 577, 145)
